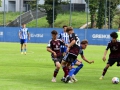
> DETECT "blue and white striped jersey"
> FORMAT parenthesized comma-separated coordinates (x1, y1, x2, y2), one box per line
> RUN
(19, 28, 29, 39)
(58, 32, 69, 44)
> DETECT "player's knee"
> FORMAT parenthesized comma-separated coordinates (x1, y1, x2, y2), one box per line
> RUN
(78, 63, 83, 68)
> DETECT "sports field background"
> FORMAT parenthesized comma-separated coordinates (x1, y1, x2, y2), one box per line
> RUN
(0, 42, 119, 90)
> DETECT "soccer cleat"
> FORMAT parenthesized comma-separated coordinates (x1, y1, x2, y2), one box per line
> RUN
(65, 76, 71, 83)
(21, 52, 23, 54)
(51, 77, 56, 82)
(99, 76, 104, 80)
(24, 52, 26, 55)
(61, 77, 65, 82)
(72, 75, 78, 82)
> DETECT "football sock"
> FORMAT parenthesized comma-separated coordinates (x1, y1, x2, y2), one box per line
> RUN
(53, 69, 59, 77)
(73, 63, 83, 75)
(62, 66, 69, 77)
(24, 48, 26, 52)
(21, 49, 23, 52)
(69, 68, 76, 77)
(102, 67, 108, 76)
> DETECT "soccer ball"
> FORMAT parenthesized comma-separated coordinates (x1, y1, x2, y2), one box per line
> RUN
(112, 77, 119, 84)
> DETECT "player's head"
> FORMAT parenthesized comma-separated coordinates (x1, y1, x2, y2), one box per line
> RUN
(51, 30, 58, 39)
(22, 23, 26, 28)
(66, 26, 73, 35)
(81, 40, 88, 50)
(63, 25, 67, 32)
(110, 32, 118, 42)
(118, 27, 120, 31)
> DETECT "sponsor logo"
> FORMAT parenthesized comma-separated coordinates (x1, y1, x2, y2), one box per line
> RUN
(31, 34, 43, 38)
(0, 32, 3, 36)
(92, 34, 110, 39)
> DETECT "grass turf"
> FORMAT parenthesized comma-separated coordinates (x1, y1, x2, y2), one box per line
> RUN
(0, 42, 120, 90)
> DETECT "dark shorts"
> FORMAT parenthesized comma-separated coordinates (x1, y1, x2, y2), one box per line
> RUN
(20, 39, 27, 44)
(107, 58, 120, 66)
(63, 53, 77, 64)
(52, 56, 63, 65)
(60, 46, 67, 53)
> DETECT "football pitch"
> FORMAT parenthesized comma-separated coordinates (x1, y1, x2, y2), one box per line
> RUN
(0, 42, 119, 90)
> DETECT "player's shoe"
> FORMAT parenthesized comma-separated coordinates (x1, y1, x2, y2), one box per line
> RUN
(72, 75, 78, 82)
(24, 52, 26, 55)
(99, 76, 104, 80)
(68, 77, 74, 83)
(51, 77, 56, 82)
(65, 76, 71, 83)
(61, 77, 65, 82)
(21, 52, 23, 54)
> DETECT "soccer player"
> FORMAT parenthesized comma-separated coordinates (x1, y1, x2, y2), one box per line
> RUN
(68, 40, 94, 83)
(61, 26, 80, 83)
(47, 30, 65, 82)
(19, 23, 30, 54)
(99, 32, 120, 80)
(58, 25, 69, 56)
(117, 27, 120, 42)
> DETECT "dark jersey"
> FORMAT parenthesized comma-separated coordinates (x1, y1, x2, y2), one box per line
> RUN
(69, 33, 80, 56)
(106, 41, 120, 58)
(47, 39, 64, 58)
(79, 46, 83, 56)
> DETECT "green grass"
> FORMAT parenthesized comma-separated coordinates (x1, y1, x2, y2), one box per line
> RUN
(0, 42, 120, 90)
(0, 12, 20, 25)
(27, 12, 90, 28)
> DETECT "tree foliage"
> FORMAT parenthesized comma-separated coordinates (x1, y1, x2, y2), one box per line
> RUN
(44, 0, 60, 27)
(96, 0, 105, 29)
(85, 0, 98, 28)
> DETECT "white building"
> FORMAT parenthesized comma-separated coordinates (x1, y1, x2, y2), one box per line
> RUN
(0, 0, 86, 12)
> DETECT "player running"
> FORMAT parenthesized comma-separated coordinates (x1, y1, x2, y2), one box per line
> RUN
(58, 25, 69, 56)
(61, 26, 80, 83)
(68, 40, 94, 83)
(99, 32, 120, 80)
(19, 23, 30, 55)
(47, 30, 66, 82)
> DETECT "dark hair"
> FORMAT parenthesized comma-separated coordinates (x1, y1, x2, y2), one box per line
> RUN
(63, 25, 67, 28)
(66, 26, 73, 32)
(110, 32, 118, 39)
(81, 40, 88, 44)
(51, 30, 58, 35)
(22, 23, 26, 25)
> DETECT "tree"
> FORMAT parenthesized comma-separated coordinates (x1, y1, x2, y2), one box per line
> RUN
(27, 0, 40, 9)
(44, 0, 59, 27)
(85, 0, 98, 28)
(96, 0, 105, 29)
(106, 0, 120, 29)
(0, 0, 1, 7)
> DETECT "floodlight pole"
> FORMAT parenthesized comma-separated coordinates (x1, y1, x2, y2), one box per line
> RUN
(19, 0, 22, 27)
(53, 0, 55, 28)
(69, 0, 72, 26)
(3, 0, 6, 27)
(36, 0, 38, 27)
(104, 0, 107, 29)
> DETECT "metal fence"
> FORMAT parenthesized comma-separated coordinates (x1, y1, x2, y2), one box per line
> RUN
(0, 0, 87, 28)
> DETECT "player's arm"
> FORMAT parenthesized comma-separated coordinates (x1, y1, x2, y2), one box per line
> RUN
(47, 41, 57, 57)
(102, 43, 109, 62)
(81, 55, 94, 64)
(27, 31, 30, 40)
(102, 50, 108, 62)
(18, 31, 21, 39)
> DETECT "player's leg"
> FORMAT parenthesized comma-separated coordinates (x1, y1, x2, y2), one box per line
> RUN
(99, 58, 116, 79)
(64, 55, 77, 83)
(23, 39, 27, 54)
(61, 53, 70, 80)
(52, 61, 61, 82)
(99, 64, 110, 79)
(72, 60, 83, 82)
(20, 39, 24, 54)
